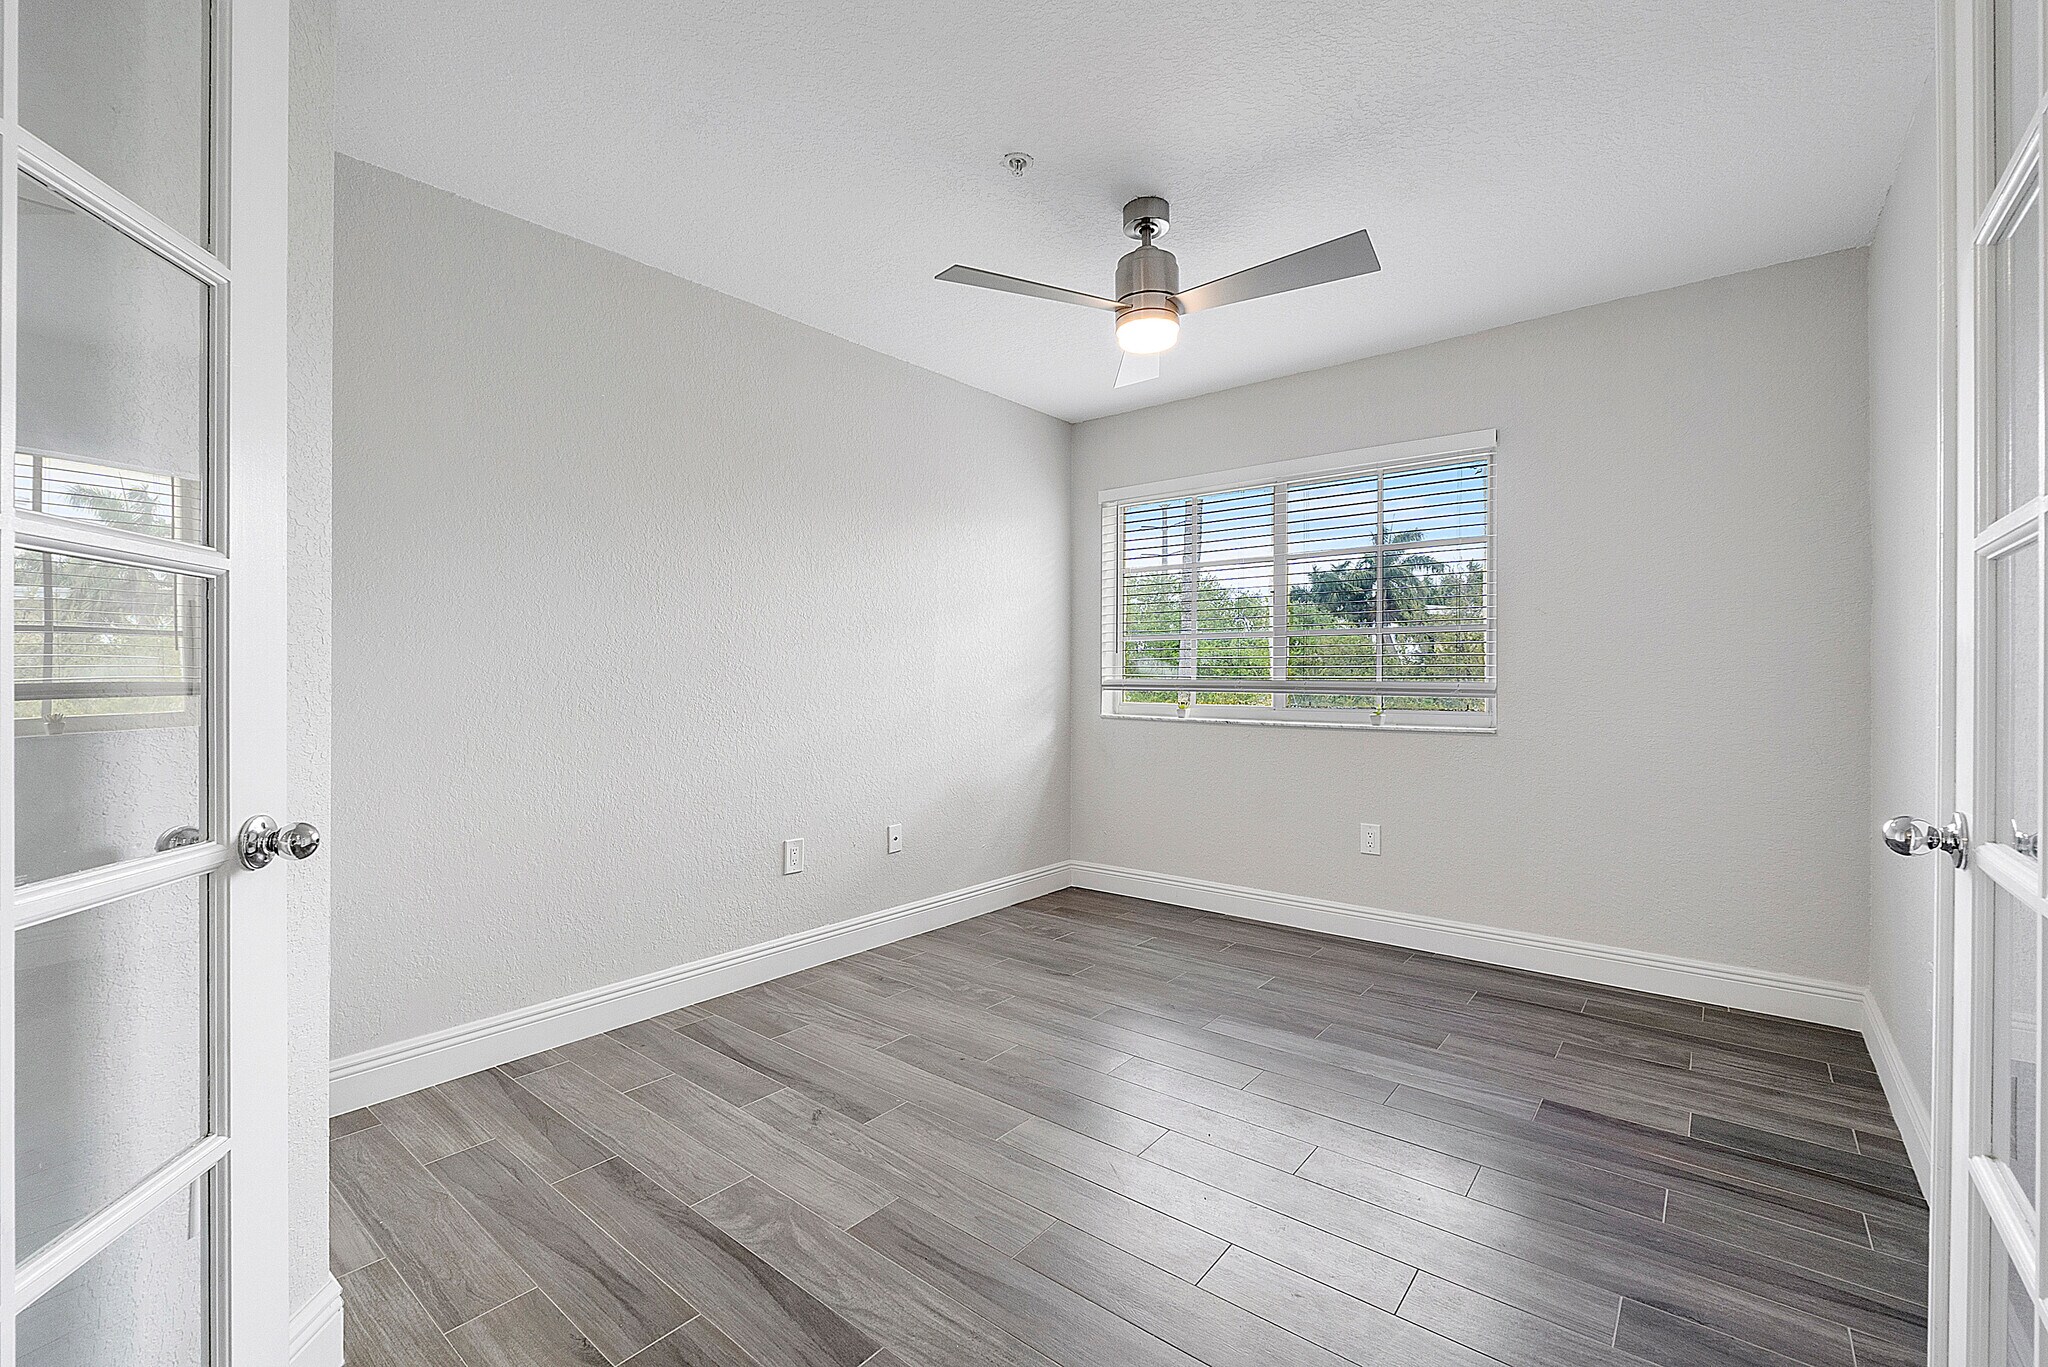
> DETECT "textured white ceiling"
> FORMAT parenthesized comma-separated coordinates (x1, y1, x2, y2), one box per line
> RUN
(337, 1, 1933, 423)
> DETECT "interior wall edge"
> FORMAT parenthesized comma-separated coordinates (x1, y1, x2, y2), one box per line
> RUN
(326, 862, 1072, 1113)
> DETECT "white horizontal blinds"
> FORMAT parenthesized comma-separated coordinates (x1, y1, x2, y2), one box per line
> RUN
(1107, 447, 1493, 723)
(14, 549, 205, 721)
(1118, 486, 1279, 702)
(13, 449, 201, 543)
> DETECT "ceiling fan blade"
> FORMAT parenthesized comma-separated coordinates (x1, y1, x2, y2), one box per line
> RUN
(937, 265, 1118, 311)
(1174, 228, 1380, 314)
(1115, 350, 1160, 388)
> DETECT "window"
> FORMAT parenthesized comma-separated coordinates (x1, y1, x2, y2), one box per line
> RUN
(14, 449, 206, 734)
(1101, 430, 1495, 731)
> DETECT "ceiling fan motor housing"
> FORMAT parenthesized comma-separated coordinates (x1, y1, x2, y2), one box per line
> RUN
(1116, 241, 1181, 322)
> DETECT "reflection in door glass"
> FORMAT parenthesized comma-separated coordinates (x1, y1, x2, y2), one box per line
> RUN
(1997, 0, 2045, 173)
(1992, 885, 2040, 1206)
(16, 1176, 208, 1366)
(15, 878, 208, 1259)
(16, 174, 210, 544)
(18, 0, 211, 243)
(1993, 538, 2042, 860)
(14, 550, 208, 884)
(1993, 195, 2043, 527)
(1989, 1225, 2037, 1367)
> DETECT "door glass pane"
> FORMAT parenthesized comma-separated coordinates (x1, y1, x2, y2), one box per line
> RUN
(18, 0, 210, 242)
(1994, 538, 2043, 859)
(17, 1177, 210, 1366)
(1992, 884, 2041, 1205)
(17, 174, 210, 544)
(2001, 0, 2046, 173)
(16, 877, 209, 1259)
(1996, 193, 2044, 529)
(1990, 1224, 2038, 1367)
(14, 551, 208, 884)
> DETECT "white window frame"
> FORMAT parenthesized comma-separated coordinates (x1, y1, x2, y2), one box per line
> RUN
(1099, 428, 1497, 733)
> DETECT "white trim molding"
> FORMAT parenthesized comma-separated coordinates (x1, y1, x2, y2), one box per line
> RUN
(288, 1277, 344, 1367)
(331, 857, 1929, 1204)
(1862, 988, 1935, 1192)
(329, 864, 1071, 1112)
(1067, 862, 1869, 1029)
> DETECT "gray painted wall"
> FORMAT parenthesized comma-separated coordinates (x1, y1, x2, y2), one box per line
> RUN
(329, 157, 1071, 1060)
(1866, 81, 1942, 1115)
(288, 0, 336, 1318)
(1068, 251, 1875, 987)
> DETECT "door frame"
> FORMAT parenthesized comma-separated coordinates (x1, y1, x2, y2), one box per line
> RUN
(0, 0, 294, 1362)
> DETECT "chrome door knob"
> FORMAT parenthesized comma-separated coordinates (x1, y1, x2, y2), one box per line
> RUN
(1882, 812, 1970, 868)
(238, 815, 322, 870)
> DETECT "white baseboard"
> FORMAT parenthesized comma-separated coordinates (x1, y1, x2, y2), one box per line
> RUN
(329, 863, 1071, 1112)
(1860, 988, 1934, 1191)
(1067, 862, 1870, 1030)
(289, 1277, 344, 1367)
(332, 856, 1927, 1191)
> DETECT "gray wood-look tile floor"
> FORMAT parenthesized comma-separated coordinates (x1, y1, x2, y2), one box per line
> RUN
(330, 889, 1929, 1367)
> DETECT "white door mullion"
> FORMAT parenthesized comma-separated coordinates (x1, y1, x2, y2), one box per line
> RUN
(13, 1136, 230, 1312)
(13, 844, 232, 930)
(14, 134, 227, 286)
(13, 513, 231, 577)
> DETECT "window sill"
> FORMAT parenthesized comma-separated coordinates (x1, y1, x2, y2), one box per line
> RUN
(1099, 710, 1495, 735)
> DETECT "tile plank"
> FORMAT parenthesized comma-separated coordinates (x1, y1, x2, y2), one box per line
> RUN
(1615, 1297, 1811, 1367)
(338, 1260, 470, 1367)
(694, 1177, 1059, 1367)
(630, 1072, 893, 1227)
(609, 1019, 784, 1109)
(429, 1140, 694, 1364)
(514, 1060, 748, 1204)
(864, 1103, 1229, 1282)
(1398, 1272, 1642, 1367)
(1197, 1246, 1488, 1367)
(849, 1199, 1207, 1367)
(678, 1016, 904, 1122)
(745, 1087, 1053, 1253)
(1142, 1128, 1619, 1339)
(1016, 1220, 1360, 1367)
(1003, 1116, 1417, 1313)
(329, 1124, 533, 1330)
(433, 1065, 614, 1181)
(559, 1157, 878, 1367)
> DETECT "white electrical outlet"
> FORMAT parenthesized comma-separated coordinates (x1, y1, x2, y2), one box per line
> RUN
(1359, 823, 1381, 856)
(886, 823, 903, 854)
(782, 838, 805, 875)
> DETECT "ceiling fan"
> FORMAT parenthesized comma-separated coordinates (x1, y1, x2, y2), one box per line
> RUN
(937, 196, 1380, 387)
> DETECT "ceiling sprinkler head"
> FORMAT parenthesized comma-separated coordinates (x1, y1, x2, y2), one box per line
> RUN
(1002, 152, 1034, 177)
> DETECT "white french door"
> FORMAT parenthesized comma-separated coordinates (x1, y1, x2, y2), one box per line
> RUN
(1946, 0, 2048, 1359)
(0, 1, 292, 1365)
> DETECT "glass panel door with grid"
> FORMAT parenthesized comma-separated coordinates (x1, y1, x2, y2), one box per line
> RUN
(1940, 0, 2048, 1359)
(0, 3, 292, 1365)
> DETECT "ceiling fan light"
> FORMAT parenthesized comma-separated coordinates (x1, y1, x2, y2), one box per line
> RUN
(1117, 307, 1180, 355)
